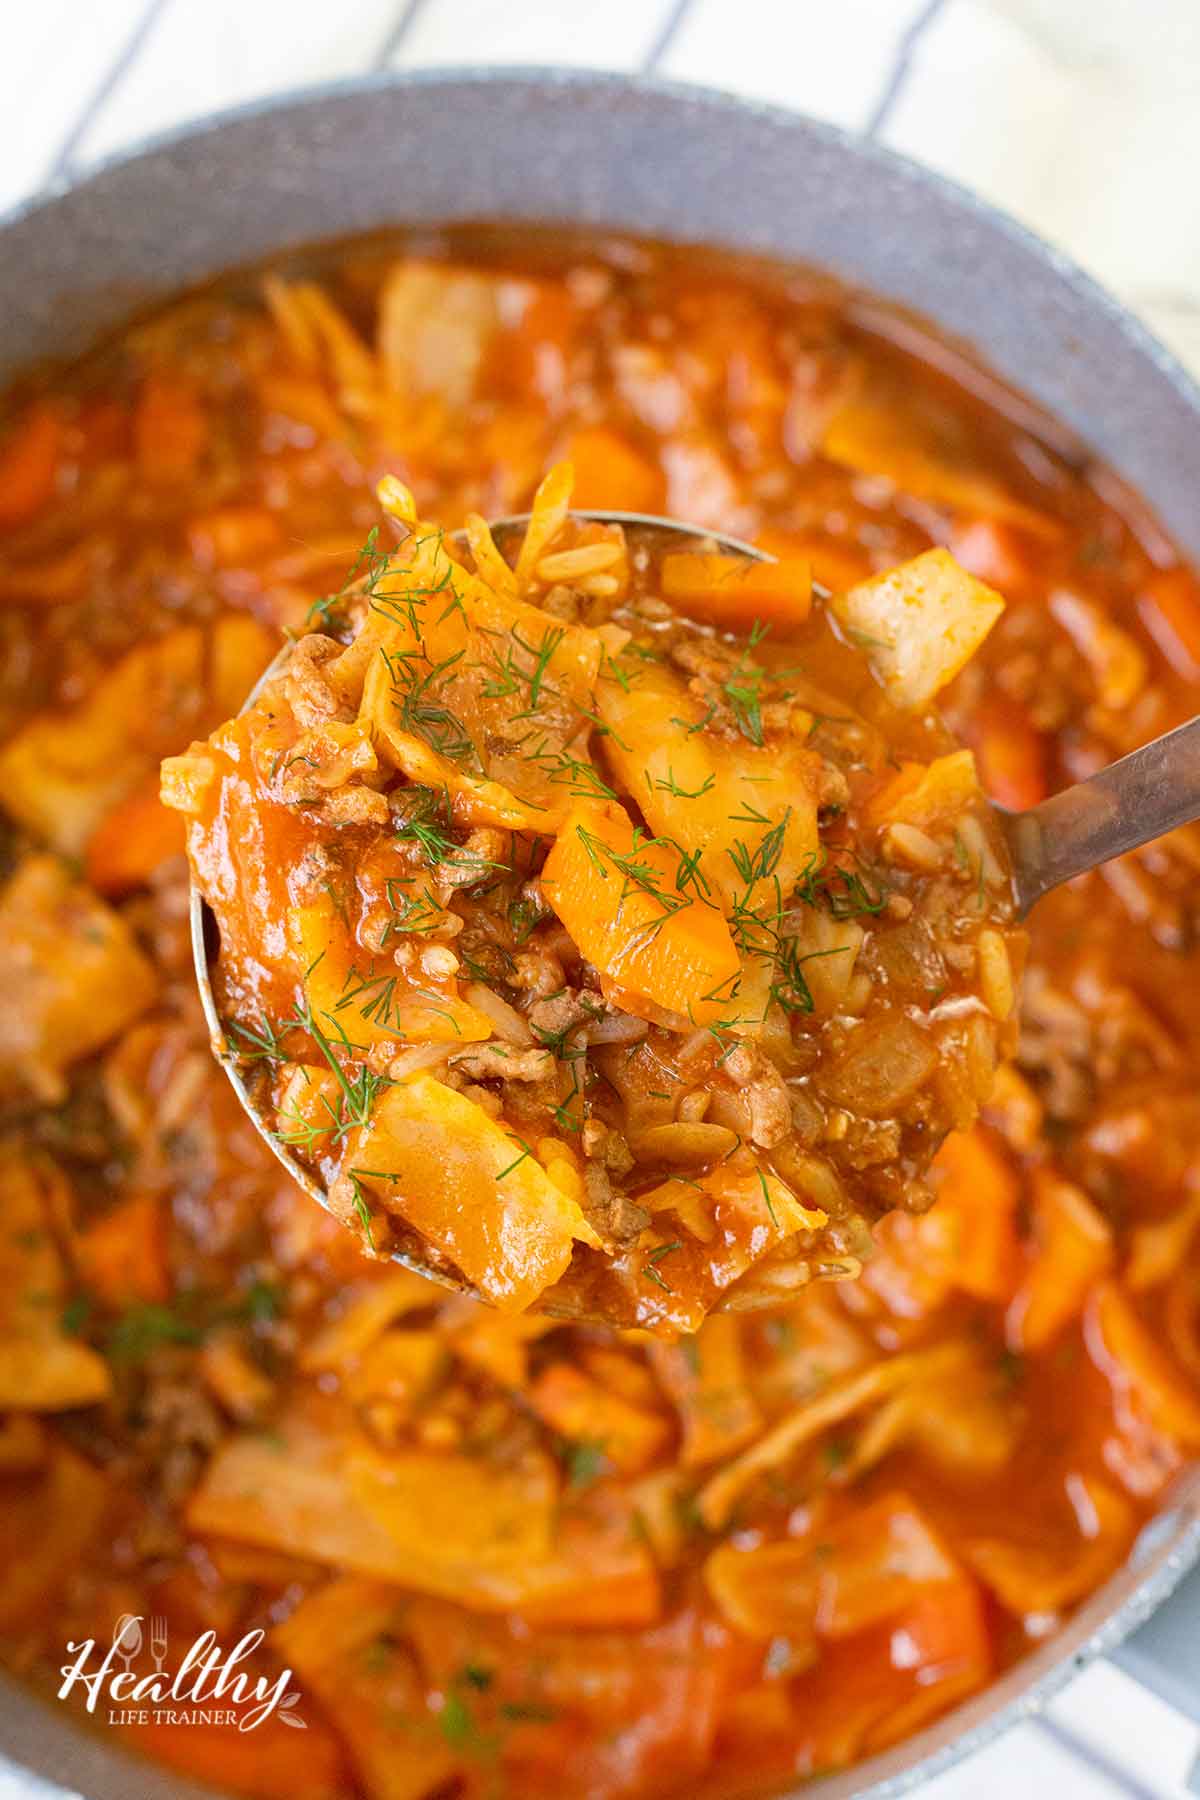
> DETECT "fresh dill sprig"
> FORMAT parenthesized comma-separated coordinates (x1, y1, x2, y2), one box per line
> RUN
(642, 1240, 683, 1293)
(478, 621, 566, 718)
(527, 740, 617, 802)
(289, 993, 391, 1138)
(721, 620, 774, 747)
(225, 1014, 289, 1062)
(381, 644, 478, 768)
(794, 849, 889, 919)
(574, 823, 695, 945)
(647, 767, 716, 801)
(306, 525, 386, 629)
(392, 786, 505, 883)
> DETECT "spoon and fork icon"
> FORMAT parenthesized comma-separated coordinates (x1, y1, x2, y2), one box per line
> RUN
(111, 1615, 168, 1675)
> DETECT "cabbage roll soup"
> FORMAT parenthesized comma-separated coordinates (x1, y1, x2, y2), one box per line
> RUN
(2, 232, 1200, 1800)
(167, 462, 1020, 1327)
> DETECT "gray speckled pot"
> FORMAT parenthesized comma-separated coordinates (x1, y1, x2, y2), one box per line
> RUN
(0, 68, 1197, 1800)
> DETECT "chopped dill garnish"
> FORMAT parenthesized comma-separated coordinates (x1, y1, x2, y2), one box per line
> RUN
(506, 895, 541, 943)
(289, 993, 391, 1137)
(381, 644, 478, 768)
(225, 1014, 289, 1062)
(106, 1302, 207, 1360)
(757, 1168, 779, 1228)
(382, 880, 443, 939)
(562, 1438, 609, 1490)
(642, 1240, 683, 1292)
(794, 850, 889, 918)
(346, 1174, 375, 1247)
(647, 767, 716, 801)
(438, 1689, 479, 1753)
(721, 619, 774, 746)
(496, 1136, 536, 1180)
(672, 701, 718, 737)
(953, 829, 988, 912)
(480, 621, 565, 715)
(574, 823, 696, 944)
(393, 786, 504, 881)
(528, 740, 617, 802)
(306, 525, 385, 629)
(499, 1701, 558, 1723)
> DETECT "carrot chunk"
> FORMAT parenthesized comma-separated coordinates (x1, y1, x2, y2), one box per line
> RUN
(659, 551, 812, 628)
(541, 803, 742, 1025)
(187, 505, 283, 568)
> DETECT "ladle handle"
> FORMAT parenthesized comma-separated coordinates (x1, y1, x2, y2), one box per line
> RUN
(1001, 713, 1200, 917)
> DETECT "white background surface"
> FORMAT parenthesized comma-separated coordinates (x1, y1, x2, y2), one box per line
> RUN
(2, 2, 1199, 1795)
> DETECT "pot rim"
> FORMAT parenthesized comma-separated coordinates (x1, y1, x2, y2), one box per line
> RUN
(5, 61, 1200, 417)
(2, 62, 1199, 1800)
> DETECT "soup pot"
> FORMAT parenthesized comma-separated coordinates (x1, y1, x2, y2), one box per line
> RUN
(0, 68, 1197, 1800)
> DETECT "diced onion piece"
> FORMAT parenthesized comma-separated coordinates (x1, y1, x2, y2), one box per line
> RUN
(832, 549, 1004, 710)
(817, 1015, 938, 1118)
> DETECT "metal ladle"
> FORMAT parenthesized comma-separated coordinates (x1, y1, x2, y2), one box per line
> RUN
(190, 511, 1200, 1298)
